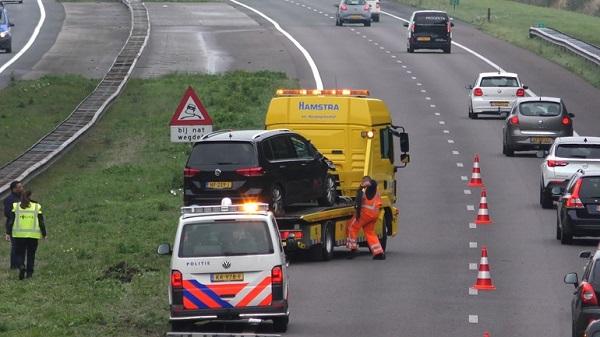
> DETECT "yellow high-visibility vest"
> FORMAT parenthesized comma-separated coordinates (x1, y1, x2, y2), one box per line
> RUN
(11, 202, 42, 239)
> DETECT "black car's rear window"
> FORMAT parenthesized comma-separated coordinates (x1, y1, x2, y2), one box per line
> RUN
(188, 142, 256, 167)
(580, 177, 600, 198)
(179, 220, 274, 257)
(414, 13, 448, 24)
(519, 102, 561, 117)
(556, 144, 600, 159)
(480, 76, 519, 87)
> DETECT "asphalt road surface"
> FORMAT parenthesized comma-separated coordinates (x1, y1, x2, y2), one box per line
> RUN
(173, 0, 600, 336)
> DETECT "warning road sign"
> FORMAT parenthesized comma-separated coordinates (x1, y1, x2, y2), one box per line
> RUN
(170, 86, 213, 142)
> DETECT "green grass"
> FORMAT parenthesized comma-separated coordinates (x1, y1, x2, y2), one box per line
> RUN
(0, 71, 295, 337)
(392, 0, 600, 88)
(0, 76, 97, 165)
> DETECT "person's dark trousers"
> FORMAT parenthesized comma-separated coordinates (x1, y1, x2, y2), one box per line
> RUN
(14, 238, 39, 279)
(9, 236, 19, 269)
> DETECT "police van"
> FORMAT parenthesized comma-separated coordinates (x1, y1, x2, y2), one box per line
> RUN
(157, 198, 289, 332)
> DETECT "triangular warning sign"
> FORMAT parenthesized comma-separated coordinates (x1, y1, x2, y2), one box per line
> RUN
(169, 86, 213, 126)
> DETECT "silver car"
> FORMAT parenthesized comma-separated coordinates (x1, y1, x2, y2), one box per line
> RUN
(502, 97, 574, 156)
(467, 72, 528, 119)
(335, 0, 371, 27)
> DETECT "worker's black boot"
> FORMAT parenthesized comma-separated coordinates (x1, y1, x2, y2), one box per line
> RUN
(18, 266, 26, 280)
(373, 253, 386, 260)
(25, 272, 33, 279)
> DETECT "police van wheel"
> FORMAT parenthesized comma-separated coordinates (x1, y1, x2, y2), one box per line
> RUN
(310, 222, 334, 261)
(273, 316, 289, 333)
(318, 175, 337, 206)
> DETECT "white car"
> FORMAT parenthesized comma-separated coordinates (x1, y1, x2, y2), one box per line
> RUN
(366, 0, 380, 22)
(467, 72, 528, 119)
(540, 136, 600, 208)
(157, 199, 289, 332)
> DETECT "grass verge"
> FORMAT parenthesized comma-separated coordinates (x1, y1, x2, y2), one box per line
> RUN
(0, 76, 97, 165)
(0, 71, 295, 337)
(392, 0, 600, 88)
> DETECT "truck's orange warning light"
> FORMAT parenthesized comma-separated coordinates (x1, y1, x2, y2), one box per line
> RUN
(276, 89, 370, 97)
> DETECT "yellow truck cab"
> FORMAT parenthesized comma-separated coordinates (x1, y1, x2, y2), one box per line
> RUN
(264, 89, 410, 260)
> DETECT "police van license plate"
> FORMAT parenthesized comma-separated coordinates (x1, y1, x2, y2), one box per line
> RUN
(531, 137, 554, 144)
(417, 36, 431, 42)
(211, 273, 244, 282)
(207, 181, 232, 189)
(490, 101, 509, 107)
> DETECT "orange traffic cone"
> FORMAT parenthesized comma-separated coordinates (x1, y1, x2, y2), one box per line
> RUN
(473, 246, 496, 290)
(468, 154, 484, 187)
(483, 332, 491, 337)
(475, 188, 492, 225)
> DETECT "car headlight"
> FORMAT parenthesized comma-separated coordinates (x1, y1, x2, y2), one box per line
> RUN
(0, 32, 7, 38)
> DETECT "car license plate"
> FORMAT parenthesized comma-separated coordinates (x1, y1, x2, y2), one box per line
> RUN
(417, 36, 431, 42)
(206, 181, 232, 189)
(211, 273, 244, 282)
(490, 101, 509, 107)
(352, 15, 362, 19)
(531, 137, 554, 144)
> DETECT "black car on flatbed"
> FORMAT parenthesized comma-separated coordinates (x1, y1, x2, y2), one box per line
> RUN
(404, 10, 453, 53)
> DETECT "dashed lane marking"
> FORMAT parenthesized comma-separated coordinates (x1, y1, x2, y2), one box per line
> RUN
(468, 315, 479, 324)
(431, 105, 437, 108)
(443, 130, 450, 133)
(439, 121, 446, 125)
(463, 189, 471, 194)
(452, 150, 460, 155)
(469, 263, 478, 270)
(456, 162, 463, 167)
(469, 241, 478, 248)
(448, 139, 455, 144)
(469, 222, 477, 229)
(467, 205, 475, 211)
(469, 287, 479, 296)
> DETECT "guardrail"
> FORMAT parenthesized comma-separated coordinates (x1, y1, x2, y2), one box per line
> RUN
(529, 27, 600, 66)
(0, 0, 150, 198)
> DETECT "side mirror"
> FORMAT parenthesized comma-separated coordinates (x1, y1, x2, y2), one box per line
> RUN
(9, 22, 15, 27)
(466, 84, 473, 90)
(400, 153, 410, 164)
(522, 85, 529, 90)
(580, 251, 592, 259)
(399, 132, 409, 153)
(334, 4, 339, 7)
(157, 243, 172, 255)
(564, 272, 579, 287)
(551, 186, 564, 196)
(450, 22, 455, 27)
(403, 22, 409, 27)
(568, 113, 575, 118)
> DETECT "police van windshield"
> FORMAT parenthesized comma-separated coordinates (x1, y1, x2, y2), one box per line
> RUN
(187, 142, 256, 167)
(179, 221, 274, 257)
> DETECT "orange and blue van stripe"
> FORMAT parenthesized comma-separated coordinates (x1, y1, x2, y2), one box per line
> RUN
(182, 276, 272, 310)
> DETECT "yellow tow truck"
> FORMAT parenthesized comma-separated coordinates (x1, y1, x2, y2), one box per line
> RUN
(264, 89, 410, 260)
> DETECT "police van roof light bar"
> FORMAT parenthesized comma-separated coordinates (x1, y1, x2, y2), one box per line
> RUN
(181, 201, 269, 216)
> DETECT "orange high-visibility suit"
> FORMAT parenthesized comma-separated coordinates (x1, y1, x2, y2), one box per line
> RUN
(346, 191, 383, 256)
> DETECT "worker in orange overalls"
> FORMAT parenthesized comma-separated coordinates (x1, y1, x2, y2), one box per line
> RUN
(346, 176, 385, 260)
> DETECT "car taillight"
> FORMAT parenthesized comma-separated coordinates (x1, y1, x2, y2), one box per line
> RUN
(410, 23, 415, 32)
(235, 167, 264, 177)
(184, 167, 200, 178)
(363, 3, 369, 10)
(473, 88, 483, 96)
(516, 88, 525, 97)
(509, 115, 519, 125)
(582, 282, 599, 306)
(547, 160, 569, 167)
(272, 266, 283, 284)
(340, 4, 347, 10)
(562, 116, 571, 126)
(280, 230, 303, 240)
(171, 270, 183, 288)
(566, 178, 584, 209)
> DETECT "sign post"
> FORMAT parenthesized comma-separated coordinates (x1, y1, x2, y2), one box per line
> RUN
(169, 86, 213, 143)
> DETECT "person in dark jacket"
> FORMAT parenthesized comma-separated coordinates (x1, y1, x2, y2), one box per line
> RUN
(5, 190, 46, 280)
(3, 180, 23, 269)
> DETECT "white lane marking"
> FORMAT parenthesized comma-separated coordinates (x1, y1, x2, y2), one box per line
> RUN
(453, 150, 460, 155)
(362, 35, 367, 38)
(468, 315, 479, 324)
(230, 0, 323, 89)
(431, 105, 437, 108)
(406, 70, 412, 73)
(469, 222, 476, 228)
(0, 0, 47, 76)
(448, 139, 455, 144)
(463, 189, 471, 194)
(456, 162, 463, 167)
(461, 176, 469, 181)
(396, 60, 402, 63)
(469, 287, 479, 296)
(467, 205, 475, 211)
(421, 89, 426, 93)
(380, 46, 385, 50)
(443, 130, 450, 134)
(374, 42, 379, 45)
(417, 83, 422, 86)
(401, 65, 407, 68)
(411, 76, 416, 80)
(391, 55, 396, 58)
(469, 263, 478, 270)
(368, 39, 373, 42)
(426, 97, 431, 100)
(386, 50, 391, 54)
(439, 121, 446, 125)
(469, 241, 478, 248)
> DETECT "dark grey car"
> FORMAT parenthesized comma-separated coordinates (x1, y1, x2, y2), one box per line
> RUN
(335, 0, 371, 27)
(502, 97, 574, 156)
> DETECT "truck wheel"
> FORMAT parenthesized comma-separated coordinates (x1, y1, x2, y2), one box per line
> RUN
(273, 316, 289, 333)
(318, 175, 337, 206)
(310, 221, 334, 261)
(270, 185, 285, 216)
(380, 210, 392, 252)
(540, 183, 553, 209)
